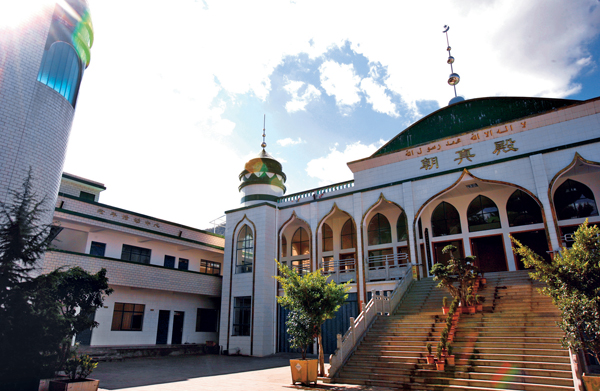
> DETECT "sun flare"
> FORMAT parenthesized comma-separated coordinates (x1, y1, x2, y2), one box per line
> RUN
(0, 0, 54, 30)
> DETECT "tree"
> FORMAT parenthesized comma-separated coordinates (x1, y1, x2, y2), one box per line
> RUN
(0, 171, 112, 389)
(275, 261, 350, 376)
(430, 245, 478, 306)
(0, 169, 52, 301)
(512, 220, 600, 362)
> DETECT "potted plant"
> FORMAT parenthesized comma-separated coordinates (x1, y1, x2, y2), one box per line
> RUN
(49, 353, 99, 391)
(275, 261, 350, 384)
(479, 271, 487, 286)
(445, 344, 455, 366)
(426, 343, 435, 364)
(475, 295, 485, 312)
(435, 344, 445, 371)
(431, 245, 478, 312)
(442, 297, 449, 314)
(466, 294, 476, 314)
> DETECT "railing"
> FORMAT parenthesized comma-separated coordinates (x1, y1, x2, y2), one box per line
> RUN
(366, 253, 409, 281)
(320, 258, 356, 284)
(328, 265, 413, 378)
(278, 180, 354, 204)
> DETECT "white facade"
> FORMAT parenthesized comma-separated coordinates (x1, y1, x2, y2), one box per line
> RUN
(220, 96, 600, 356)
(46, 174, 225, 347)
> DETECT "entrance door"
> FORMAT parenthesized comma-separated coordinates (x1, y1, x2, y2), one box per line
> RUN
(511, 230, 550, 270)
(471, 235, 507, 273)
(156, 310, 170, 345)
(172, 311, 184, 345)
(75, 310, 95, 346)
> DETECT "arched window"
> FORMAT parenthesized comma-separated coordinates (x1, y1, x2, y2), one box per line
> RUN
(507, 190, 543, 227)
(37, 42, 82, 106)
(467, 195, 501, 232)
(236, 225, 253, 273)
(281, 235, 287, 258)
(431, 202, 461, 237)
(397, 212, 408, 242)
(291, 227, 309, 256)
(368, 213, 391, 245)
(554, 179, 599, 220)
(322, 223, 333, 252)
(341, 219, 356, 249)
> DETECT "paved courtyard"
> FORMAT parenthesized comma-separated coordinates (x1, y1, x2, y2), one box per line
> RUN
(93, 353, 393, 391)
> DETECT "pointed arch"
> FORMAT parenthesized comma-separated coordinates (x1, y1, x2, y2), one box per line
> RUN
(367, 213, 392, 245)
(341, 219, 357, 250)
(431, 201, 461, 237)
(236, 224, 254, 273)
(396, 211, 408, 242)
(554, 179, 598, 220)
(467, 195, 501, 232)
(507, 189, 543, 227)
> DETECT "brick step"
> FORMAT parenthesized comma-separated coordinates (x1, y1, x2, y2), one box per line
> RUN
(454, 353, 570, 364)
(357, 345, 568, 357)
(343, 361, 573, 380)
(338, 366, 574, 387)
(336, 372, 574, 391)
(450, 342, 564, 350)
(452, 336, 562, 344)
(453, 331, 563, 338)
(453, 358, 572, 371)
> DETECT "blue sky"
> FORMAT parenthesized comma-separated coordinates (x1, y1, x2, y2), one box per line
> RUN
(55, 0, 600, 229)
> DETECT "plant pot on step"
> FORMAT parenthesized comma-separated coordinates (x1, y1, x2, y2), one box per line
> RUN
(290, 359, 318, 386)
(467, 305, 476, 314)
(476, 303, 483, 312)
(442, 306, 449, 315)
(426, 355, 435, 364)
(40, 375, 69, 391)
(435, 359, 445, 371)
(49, 379, 99, 391)
(583, 373, 600, 391)
(445, 355, 455, 365)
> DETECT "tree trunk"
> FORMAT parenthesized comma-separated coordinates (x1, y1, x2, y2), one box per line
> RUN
(318, 332, 325, 376)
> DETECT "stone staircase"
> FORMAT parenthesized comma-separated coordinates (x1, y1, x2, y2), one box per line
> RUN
(334, 270, 574, 390)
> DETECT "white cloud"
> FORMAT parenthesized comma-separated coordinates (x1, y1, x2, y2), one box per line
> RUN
(66, 0, 600, 226)
(319, 60, 362, 114)
(277, 137, 306, 147)
(360, 77, 398, 117)
(283, 79, 321, 113)
(306, 140, 387, 186)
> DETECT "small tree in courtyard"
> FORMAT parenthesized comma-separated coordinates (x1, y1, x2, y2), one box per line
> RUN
(512, 220, 600, 362)
(275, 261, 351, 376)
(0, 171, 112, 389)
(431, 245, 478, 306)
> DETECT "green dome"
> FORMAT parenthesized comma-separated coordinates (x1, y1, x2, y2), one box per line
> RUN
(373, 97, 579, 157)
(239, 149, 287, 192)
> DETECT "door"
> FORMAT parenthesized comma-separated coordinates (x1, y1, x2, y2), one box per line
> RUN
(172, 311, 184, 345)
(471, 235, 507, 273)
(156, 310, 170, 345)
(511, 230, 550, 270)
(75, 310, 95, 346)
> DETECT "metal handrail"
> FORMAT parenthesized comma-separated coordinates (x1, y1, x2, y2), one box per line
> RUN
(328, 266, 413, 378)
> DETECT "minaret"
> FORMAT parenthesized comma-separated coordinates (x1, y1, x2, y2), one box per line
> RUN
(238, 117, 287, 206)
(0, 0, 94, 224)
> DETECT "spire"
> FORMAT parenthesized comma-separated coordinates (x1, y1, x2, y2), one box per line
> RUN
(443, 25, 465, 105)
(261, 114, 267, 150)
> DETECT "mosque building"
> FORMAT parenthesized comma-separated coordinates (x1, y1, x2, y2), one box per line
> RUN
(2, 3, 599, 363)
(220, 96, 600, 356)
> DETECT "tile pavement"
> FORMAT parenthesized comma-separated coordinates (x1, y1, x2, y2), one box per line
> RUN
(93, 353, 393, 391)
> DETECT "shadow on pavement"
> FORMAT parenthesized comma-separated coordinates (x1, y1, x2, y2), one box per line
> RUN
(94, 353, 309, 390)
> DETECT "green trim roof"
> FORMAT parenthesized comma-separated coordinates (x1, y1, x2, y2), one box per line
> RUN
(373, 97, 579, 157)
